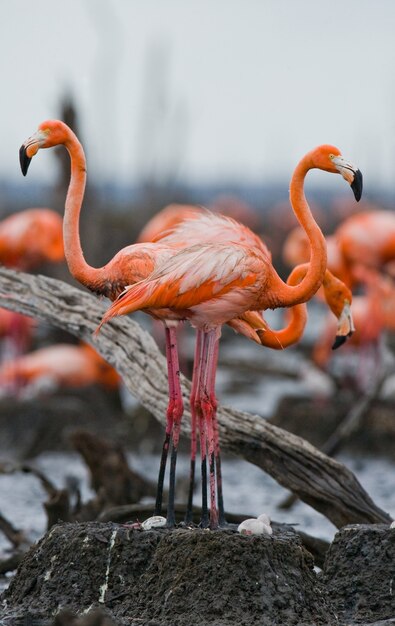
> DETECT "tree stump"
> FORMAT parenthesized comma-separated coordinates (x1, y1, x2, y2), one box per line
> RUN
(322, 524, 395, 624)
(1, 521, 337, 626)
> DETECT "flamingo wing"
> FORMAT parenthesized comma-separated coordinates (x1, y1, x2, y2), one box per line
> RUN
(97, 243, 264, 329)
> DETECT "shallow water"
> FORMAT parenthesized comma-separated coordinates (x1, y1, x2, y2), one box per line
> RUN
(0, 449, 393, 556)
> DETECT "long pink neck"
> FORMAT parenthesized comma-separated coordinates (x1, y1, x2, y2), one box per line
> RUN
(269, 153, 327, 307)
(62, 129, 104, 290)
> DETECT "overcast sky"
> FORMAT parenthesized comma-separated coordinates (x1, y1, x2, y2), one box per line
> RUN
(1, 0, 395, 191)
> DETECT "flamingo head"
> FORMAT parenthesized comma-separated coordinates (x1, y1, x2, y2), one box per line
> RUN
(331, 299, 355, 350)
(322, 273, 355, 350)
(19, 120, 69, 176)
(310, 145, 363, 202)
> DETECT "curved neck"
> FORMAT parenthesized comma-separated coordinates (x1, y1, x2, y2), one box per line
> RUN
(259, 264, 309, 349)
(62, 129, 104, 289)
(259, 307, 307, 350)
(270, 154, 327, 307)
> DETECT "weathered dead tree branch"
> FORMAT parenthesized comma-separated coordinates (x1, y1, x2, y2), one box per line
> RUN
(70, 429, 157, 506)
(0, 267, 391, 528)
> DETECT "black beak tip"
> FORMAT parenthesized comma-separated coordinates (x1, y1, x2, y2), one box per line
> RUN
(19, 145, 31, 176)
(332, 335, 347, 351)
(351, 169, 363, 202)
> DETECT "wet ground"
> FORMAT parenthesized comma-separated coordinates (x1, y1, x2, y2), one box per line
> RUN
(3, 523, 335, 626)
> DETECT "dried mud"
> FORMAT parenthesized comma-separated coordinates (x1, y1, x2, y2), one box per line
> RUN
(322, 524, 395, 623)
(1, 521, 336, 626)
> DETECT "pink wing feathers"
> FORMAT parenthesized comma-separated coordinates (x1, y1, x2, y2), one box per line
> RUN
(161, 210, 270, 257)
(97, 242, 266, 331)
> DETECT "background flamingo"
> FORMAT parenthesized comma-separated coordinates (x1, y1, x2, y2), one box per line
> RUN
(0, 207, 64, 365)
(312, 269, 395, 390)
(284, 209, 395, 289)
(0, 207, 64, 270)
(137, 203, 203, 244)
(98, 144, 362, 528)
(335, 210, 395, 276)
(283, 211, 395, 374)
(0, 307, 35, 374)
(0, 343, 120, 397)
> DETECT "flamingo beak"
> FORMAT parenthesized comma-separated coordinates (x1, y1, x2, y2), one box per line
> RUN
(331, 156, 363, 202)
(19, 145, 32, 176)
(19, 130, 48, 176)
(332, 300, 355, 350)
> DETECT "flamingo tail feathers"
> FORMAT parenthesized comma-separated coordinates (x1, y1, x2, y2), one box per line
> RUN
(95, 282, 155, 335)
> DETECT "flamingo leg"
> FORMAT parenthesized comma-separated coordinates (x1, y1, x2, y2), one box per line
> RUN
(196, 331, 209, 528)
(165, 326, 184, 527)
(185, 329, 203, 523)
(199, 329, 220, 530)
(155, 325, 184, 526)
(207, 337, 227, 527)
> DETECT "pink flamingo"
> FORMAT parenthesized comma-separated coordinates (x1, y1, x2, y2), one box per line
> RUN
(19, 120, 270, 527)
(0, 207, 64, 366)
(0, 343, 120, 396)
(98, 145, 362, 528)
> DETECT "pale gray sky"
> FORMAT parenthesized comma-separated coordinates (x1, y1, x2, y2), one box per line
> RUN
(1, 0, 395, 190)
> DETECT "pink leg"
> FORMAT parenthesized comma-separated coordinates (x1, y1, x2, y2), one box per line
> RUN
(207, 338, 226, 526)
(194, 330, 209, 527)
(199, 329, 220, 529)
(185, 330, 203, 522)
(166, 326, 184, 527)
(155, 325, 184, 526)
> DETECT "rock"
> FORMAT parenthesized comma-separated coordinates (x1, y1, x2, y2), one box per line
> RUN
(1, 521, 336, 626)
(323, 524, 395, 624)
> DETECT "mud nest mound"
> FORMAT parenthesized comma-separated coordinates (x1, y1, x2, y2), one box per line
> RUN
(322, 523, 395, 624)
(1, 521, 336, 626)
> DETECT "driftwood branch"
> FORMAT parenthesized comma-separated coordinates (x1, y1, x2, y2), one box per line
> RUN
(0, 267, 391, 529)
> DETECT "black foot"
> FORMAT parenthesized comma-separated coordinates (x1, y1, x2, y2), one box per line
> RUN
(199, 515, 209, 529)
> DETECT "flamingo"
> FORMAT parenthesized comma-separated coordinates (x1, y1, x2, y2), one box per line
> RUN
(283, 215, 395, 371)
(283, 226, 352, 287)
(335, 210, 395, 274)
(155, 209, 354, 522)
(313, 269, 395, 374)
(97, 145, 363, 528)
(0, 207, 64, 364)
(0, 307, 35, 371)
(0, 207, 64, 270)
(284, 209, 395, 288)
(0, 343, 120, 396)
(136, 203, 203, 243)
(18, 120, 271, 527)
